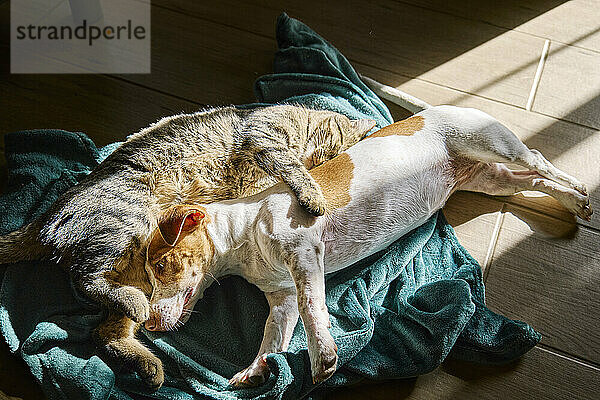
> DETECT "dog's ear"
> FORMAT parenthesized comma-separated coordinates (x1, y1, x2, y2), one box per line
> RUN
(147, 206, 206, 263)
(158, 206, 205, 247)
(350, 119, 377, 137)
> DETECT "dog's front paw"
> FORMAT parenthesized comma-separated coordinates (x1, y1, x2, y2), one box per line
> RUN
(133, 351, 164, 390)
(297, 187, 327, 216)
(115, 287, 150, 323)
(229, 355, 270, 388)
(309, 331, 338, 384)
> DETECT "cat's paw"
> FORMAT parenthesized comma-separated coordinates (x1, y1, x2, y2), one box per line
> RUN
(135, 352, 164, 391)
(115, 287, 150, 323)
(229, 354, 270, 388)
(298, 188, 327, 216)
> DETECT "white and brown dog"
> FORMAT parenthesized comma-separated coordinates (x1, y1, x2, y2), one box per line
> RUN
(143, 78, 592, 387)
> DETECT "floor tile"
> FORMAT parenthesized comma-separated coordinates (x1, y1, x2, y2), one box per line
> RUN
(327, 346, 599, 400)
(11, 0, 150, 74)
(398, 0, 600, 53)
(485, 205, 600, 364)
(442, 192, 503, 270)
(116, 5, 274, 105)
(533, 42, 600, 129)
(506, 0, 600, 52)
(0, 73, 198, 146)
(156, 0, 544, 108)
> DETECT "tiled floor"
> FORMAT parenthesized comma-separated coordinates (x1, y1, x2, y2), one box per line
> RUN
(1, 1, 599, 399)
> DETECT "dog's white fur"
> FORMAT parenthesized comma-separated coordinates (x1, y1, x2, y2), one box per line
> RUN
(145, 78, 592, 387)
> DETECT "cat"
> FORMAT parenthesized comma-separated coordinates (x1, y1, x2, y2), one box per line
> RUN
(0, 104, 376, 388)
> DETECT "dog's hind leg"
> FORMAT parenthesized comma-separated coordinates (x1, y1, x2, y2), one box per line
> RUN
(459, 162, 593, 221)
(229, 287, 299, 388)
(512, 148, 588, 196)
(449, 109, 588, 197)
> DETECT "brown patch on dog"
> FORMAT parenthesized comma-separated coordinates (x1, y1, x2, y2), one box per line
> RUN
(147, 206, 215, 284)
(310, 153, 354, 212)
(367, 115, 425, 138)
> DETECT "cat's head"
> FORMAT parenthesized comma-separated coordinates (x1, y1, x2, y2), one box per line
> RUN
(144, 205, 214, 331)
(305, 112, 376, 168)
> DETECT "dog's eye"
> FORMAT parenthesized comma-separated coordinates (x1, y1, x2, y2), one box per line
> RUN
(155, 261, 165, 273)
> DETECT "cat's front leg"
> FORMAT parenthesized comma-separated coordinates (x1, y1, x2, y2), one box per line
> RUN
(229, 287, 299, 388)
(287, 170, 327, 217)
(254, 149, 327, 216)
(94, 312, 164, 390)
(79, 272, 150, 323)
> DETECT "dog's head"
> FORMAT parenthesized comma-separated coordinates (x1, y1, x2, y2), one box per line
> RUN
(144, 205, 214, 331)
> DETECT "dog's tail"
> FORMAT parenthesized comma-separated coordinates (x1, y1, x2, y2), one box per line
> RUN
(360, 75, 431, 114)
(0, 221, 49, 264)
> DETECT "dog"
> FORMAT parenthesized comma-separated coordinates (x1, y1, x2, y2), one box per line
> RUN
(142, 78, 592, 387)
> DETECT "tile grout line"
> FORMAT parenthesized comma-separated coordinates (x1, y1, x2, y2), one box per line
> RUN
(526, 39, 551, 111)
(482, 203, 506, 282)
(469, 192, 599, 235)
(498, 195, 600, 234)
(507, 200, 596, 229)
(354, 59, 598, 131)
(537, 344, 600, 372)
(102, 75, 206, 107)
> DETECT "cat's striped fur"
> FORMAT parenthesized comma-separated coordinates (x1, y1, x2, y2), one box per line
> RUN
(0, 104, 375, 388)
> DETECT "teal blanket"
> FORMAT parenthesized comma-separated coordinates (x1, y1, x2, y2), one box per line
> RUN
(0, 14, 540, 400)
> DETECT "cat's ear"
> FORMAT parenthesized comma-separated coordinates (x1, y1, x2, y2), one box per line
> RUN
(350, 119, 377, 136)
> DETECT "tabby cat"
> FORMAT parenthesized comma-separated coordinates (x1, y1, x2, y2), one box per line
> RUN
(0, 104, 375, 388)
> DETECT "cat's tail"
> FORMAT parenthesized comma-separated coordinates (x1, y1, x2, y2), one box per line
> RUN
(0, 221, 49, 264)
(360, 75, 431, 114)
